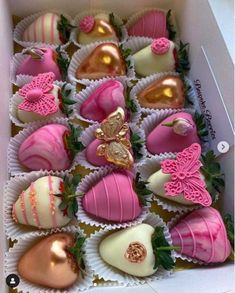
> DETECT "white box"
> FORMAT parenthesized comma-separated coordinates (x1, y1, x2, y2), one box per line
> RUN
(0, 1, 234, 293)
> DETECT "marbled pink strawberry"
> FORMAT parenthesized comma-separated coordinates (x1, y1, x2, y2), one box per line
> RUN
(147, 112, 200, 154)
(80, 80, 126, 122)
(170, 207, 232, 263)
(16, 48, 62, 81)
(18, 124, 71, 171)
(128, 10, 168, 39)
(82, 170, 142, 222)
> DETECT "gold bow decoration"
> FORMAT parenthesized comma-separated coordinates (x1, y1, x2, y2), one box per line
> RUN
(95, 107, 134, 169)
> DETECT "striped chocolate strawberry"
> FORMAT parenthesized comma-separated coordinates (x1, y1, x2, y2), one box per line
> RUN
(12, 174, 81, 229)
(82, 171, 151, 222)
(22, 13, 75, 44)
(170, 207, 233, 263)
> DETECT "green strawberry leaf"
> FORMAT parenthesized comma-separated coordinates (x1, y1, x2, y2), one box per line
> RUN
(166, 10, 176, 40)
(109, 13, 123, 41)
(175, 41, 190, 75)
(125, 85, 138, 113)
(66, 233, 86, 277)
(65, 124, 85, 159)
(55, 174, 82, 219)
(120, 44, 133, 70)
(179, 74, 194, 106)
(151, 226, 176, 271)
(134, 173, 152, 206)
(57, 14, 76, 43)
(200, 150, 225, 201)
(56, 46, 70, 80)
(60, 83, 76, 116)
(224, 214, 234, 249)
(130, 131, 144, 160)
(194, 112, 209, 142)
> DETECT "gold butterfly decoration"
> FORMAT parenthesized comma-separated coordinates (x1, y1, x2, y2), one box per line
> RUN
(95, 107, 134, 169)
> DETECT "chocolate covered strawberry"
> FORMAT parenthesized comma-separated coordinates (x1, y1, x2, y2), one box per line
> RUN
(12, 174, 81, 229)
(18, 123, 84, 171)
(147, 143, 224, 206)
(22, 13, 75, 44)
(82, 171, 151, 222)
(170, 207, 233, 263)
(133, 38, 190, 77)
(18, 233, 85, 289)
(16, 47, 69, 81)
(99, 223, 175, 276)
(146, 112, 208, 155)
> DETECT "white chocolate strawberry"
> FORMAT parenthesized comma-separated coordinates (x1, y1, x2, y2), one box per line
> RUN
(12, 175, 80, 229)
(22, 13, 74, 44)
(99, 223, 174, 277)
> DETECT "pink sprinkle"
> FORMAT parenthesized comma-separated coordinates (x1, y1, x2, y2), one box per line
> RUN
(79, 15, 95, 33)
(151, 37, 170, 55)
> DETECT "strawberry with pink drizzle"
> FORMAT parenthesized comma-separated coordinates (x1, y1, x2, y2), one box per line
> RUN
(127, 9, 177, 40)
(12, 174, 80, 229)
(18, 123, 84, 171)
(146, 112, 208, 155)
(170, 207, 233, 263)
(80, 80, 126, 122)
(16, 47, 69, 81)
(82, 171, 150, 223)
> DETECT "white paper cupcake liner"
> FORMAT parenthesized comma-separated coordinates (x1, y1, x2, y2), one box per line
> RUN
(10, 46, 70, 87)
(130, 72, 197, 114)
(13, 11, 73, 49)
(76, 122, 146, 171)
(137, 156, 203, 213)
(167, 213, 208, 265)
(71, 76, 141, 124)
(5, 226, 94, 292)
(71, 10, 128, 48)
(8, 118, 81, 176)
(84, 212, 176, 285)
(141, 108, 209, 157)
(3, 170, 84, 240)
(68, 41, 135, 85)
(126, 8, 179, 42)
(10, 81, 76, 128)
(76, 166, 151, 229)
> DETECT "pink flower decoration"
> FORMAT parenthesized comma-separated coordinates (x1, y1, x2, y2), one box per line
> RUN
(161, 143, 212, 206)
(173, 118, 194, 136)
(151, 37, 170, 55)
(18, 72, 58, 116)
(79, 15, 95, 33)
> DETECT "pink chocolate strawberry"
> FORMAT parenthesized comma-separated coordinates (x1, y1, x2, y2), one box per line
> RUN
(82, 171, 151, 222)
(170, 207, 232, 263)
(16, 47, 69, 81)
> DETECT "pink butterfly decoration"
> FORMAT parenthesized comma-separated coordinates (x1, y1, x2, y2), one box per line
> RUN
(160, 143, 212, 206)
(18, 72, 58, 116)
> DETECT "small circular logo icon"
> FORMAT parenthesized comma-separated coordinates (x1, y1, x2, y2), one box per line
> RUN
(217, 141, 229, 154)
(6, 274, 20, 288)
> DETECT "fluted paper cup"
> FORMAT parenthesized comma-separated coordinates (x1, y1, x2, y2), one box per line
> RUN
(5, 226, 93, 292)
(13, 11, 73, 49)
(11, 46, 70, 87)
(68, 41, 135, 85)
(71, 76, 141, 124)
(76, 166, 151, 229)
(10, 81, 75, 127)
(71, 10, 127, 48)
(84, 213, 175, 286)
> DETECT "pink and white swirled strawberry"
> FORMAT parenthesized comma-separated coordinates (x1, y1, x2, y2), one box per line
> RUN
(18, 123, 84, 171)
(170, 207, 233, 263)
(12, 174, 80, 229)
